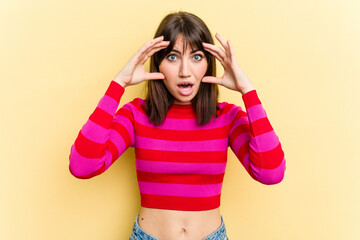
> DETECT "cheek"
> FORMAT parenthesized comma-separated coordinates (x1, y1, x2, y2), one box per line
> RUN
(196, 62, 208, 78)
(159, 63, 173, 78)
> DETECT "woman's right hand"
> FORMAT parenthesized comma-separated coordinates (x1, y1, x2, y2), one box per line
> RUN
(113, 36, 170, 88)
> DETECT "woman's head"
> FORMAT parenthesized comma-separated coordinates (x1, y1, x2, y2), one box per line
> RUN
(145, 11, 219, 125)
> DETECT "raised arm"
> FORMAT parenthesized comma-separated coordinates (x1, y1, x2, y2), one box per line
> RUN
(69, 36, 170, 179)
(69, 81, 135, 179)
(201, 33, 286, 184)
(229, 90, 286, 185)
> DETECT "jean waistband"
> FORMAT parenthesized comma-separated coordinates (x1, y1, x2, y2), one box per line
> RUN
(131, 214, 227, 240)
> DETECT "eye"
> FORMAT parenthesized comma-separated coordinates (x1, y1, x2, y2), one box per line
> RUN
(193, 54, 203, 61)
(167, 54, 177, 61)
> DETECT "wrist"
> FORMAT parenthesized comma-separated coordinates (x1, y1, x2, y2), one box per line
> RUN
(241, 87, 255, 95)
(238, 84, 255, 95)
(116, 81, 127, 88)
(113, 77, 127, 88)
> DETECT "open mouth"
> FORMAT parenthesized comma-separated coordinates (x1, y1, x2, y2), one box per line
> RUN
(177, 83, 194, 96)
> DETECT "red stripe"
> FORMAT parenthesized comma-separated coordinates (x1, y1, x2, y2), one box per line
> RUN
(115, 108, 134, 122)
(229, 123, 249, 146)
(140, 193, 221, 211)
(75, 131, 105, 158)
(137, 171, 224, 185)
(135, 148, 227, 163)
(131, 99, 238, 119)
(239, 110, 248, 118)
(134, 122, 230, 141)
(166, 108, 197, 119)
(249, 143, 284, 169)
(242, 90, 261, 109)
(107, 139, 119, 163)
(235, 137, 284, 170)
(235, 140, 250, 165)
(89, 107, 113, 129)
(218, 103, 235, 116)
(251, 117, 274, 136)
(105, 81, 124, 103)
(132, 100, 147, 114)
(112, 122, 132, 147)
(131, 101, 197, 119)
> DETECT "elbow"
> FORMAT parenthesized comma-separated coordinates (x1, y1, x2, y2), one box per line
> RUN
(68, 149, 107, 179)
(259, 171, 285, 185)
(257, 158, 286, 185)
(69, 163, 106, 179)
(69, 165, 93, 179)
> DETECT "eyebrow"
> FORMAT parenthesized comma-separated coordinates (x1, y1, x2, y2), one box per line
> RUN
(170, 48, 202, 54)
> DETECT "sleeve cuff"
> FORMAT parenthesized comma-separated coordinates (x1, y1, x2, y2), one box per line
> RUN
(105, 80, 125, 103)
(241, 89, 262, 109)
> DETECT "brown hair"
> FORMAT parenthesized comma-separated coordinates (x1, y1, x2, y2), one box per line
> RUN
(144, 11, 219, 126)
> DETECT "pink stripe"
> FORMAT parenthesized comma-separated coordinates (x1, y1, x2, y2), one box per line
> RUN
(136, 159, 227, 174)
(136, 136, 228, 151)
(128, 102, 238, 130)
(108, 130, 127, 156)
(69, 145, 112, 176)
(239, 152, 262, 180)
(231, 132, 250, 155)
(252, 158, 286, 185)
(250, 130, 280, 152)
(243, 157, 286, 185)
(113, 114, 135, 146)
(138, 181, 223, 197)
(246, 104, 267, 122)
(229, 115, 249, 136)
(239, 152, 251, 172)
(81, 119, 108, 144)
(97, 95, 119, 115)
(239, 153, 286, 185)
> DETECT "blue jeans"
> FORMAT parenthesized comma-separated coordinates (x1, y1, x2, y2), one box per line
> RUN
(129, 214, 229, 240)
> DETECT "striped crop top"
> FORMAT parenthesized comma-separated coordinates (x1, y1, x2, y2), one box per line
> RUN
(69, 80, 286, 211)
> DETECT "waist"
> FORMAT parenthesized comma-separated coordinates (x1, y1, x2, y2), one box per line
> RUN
(138, 207, 222, 239)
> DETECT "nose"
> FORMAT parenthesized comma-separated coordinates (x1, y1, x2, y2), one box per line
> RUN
(179, 60, 191, 78)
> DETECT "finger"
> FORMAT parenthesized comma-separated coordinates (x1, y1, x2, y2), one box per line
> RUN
(215, 33, 230, 55)
(144, 72, 165, 81)
(202, 42, 225, 64)
(201, 76, 223, 85)
(202, 42, 226, 60)
(139, 41, 170, 64)
(227, 40, 237, 63)
(133, 36, 165, 62)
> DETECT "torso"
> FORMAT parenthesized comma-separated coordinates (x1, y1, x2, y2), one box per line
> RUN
(138, 207, 222, 240)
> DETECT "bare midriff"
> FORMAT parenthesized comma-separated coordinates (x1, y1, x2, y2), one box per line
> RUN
(137, 206, 222, 240)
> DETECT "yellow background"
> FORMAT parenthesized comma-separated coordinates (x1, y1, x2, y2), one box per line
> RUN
(1, 0, 359, 239)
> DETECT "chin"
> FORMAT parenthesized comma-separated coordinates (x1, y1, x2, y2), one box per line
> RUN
(174, 95, 195, 104)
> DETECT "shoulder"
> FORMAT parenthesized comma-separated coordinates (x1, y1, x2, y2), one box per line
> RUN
(216, 101, 244, 118)
(119, 97, 147, 114)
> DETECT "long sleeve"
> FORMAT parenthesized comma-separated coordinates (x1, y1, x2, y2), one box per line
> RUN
(69, 80, 135, 179)
(229, 90, 286, 185)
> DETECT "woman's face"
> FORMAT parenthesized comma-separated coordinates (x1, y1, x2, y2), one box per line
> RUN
(159, 34, 208, 105)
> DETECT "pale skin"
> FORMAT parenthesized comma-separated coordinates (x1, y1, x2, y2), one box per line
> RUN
(114, 34, 255, 239)
(114, 34, 255, 95)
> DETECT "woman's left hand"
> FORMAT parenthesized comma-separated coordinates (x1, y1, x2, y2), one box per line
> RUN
(202, 33, 255, 94)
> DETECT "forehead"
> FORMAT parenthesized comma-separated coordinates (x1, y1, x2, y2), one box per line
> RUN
(171, 34, 198, 53)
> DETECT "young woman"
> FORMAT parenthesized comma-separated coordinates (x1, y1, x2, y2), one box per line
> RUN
(69, 11, 286, 240)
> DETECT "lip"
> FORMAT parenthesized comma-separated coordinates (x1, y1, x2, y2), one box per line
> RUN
(177, 82, 194, 96)
(177, 81, 194, 86)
